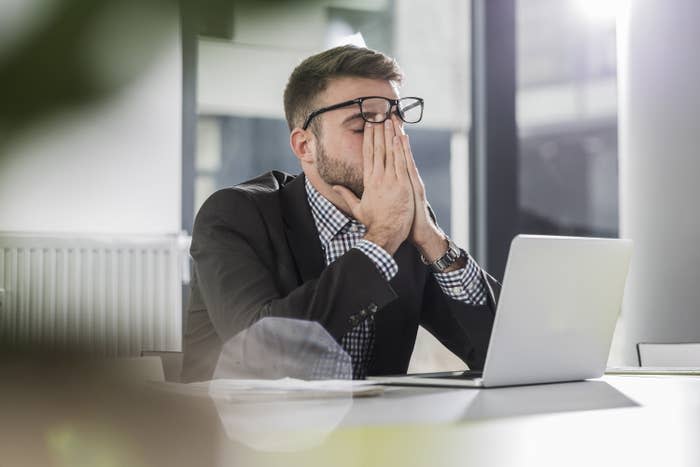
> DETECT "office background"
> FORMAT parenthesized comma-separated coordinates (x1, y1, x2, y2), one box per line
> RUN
(0, 0, 697, 367)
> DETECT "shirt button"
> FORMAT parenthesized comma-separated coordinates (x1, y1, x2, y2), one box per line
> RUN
(368, 302, 378, 313)
(451, 286, 464, 295)
(350, 224, 358, 233)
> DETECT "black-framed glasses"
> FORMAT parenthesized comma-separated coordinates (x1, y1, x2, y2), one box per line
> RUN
(302, 96, 424, 130)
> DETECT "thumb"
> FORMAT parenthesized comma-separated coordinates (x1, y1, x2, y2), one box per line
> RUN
(332, 185, 361, 212)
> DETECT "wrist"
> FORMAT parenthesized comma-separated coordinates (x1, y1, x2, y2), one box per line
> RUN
(420, 236, 466, 273)
(439, 254, 466, 273)
(415, 228, 448, 263)
(364, 229, 401, 256)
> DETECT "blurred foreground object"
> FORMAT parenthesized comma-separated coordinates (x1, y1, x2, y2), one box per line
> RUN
(0, 0, 240, 152)
(213, 317, 353, 380)
(0, 351, 219, 467)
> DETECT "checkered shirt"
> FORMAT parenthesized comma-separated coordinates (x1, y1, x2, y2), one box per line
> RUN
(305, 179, 487, 379)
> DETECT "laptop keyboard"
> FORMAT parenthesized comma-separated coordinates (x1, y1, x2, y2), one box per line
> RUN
(409, 370, 483, 379)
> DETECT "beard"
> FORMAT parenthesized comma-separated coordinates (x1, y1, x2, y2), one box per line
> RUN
(316, 142, 364, 198)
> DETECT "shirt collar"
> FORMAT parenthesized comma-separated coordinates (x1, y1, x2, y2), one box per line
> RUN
(305, 178, 354, 247)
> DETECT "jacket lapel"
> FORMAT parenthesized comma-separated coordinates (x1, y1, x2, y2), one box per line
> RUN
(280, 173, 326, 282)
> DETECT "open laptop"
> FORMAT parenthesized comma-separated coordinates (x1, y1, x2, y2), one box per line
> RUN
(371, 235, 633, 388)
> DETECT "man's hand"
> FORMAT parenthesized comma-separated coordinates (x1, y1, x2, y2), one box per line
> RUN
(393, 118, 465, 270)
(332, 119, 414, 255)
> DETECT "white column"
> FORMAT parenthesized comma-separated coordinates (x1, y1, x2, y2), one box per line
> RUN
(614, 0, 700, 365)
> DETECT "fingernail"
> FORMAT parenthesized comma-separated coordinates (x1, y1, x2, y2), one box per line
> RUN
(366, 122, 372, 128)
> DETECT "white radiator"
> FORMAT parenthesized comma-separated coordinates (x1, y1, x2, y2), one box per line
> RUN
(0, 233, 190, 357)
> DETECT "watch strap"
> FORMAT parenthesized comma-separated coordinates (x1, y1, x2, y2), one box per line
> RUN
(421, 238, 463, 273)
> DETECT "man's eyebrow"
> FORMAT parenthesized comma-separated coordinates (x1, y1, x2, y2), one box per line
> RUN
(342, 112, 363, 125)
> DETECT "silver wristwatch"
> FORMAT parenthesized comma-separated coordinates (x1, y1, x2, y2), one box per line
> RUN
(421, 238, 463, 273)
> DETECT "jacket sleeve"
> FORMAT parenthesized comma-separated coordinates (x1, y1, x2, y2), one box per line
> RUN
(419, 265, 500, 370)
(190, 189, 399, 345)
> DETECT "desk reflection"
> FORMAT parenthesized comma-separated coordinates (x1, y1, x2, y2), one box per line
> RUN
(211, 390, 352, 452)
(458, 380, 639, 420)
(339, 380, 637, 428)
(206, 379, 638, 456)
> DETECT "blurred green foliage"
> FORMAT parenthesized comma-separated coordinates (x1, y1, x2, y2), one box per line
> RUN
(0, 0, 238, 150)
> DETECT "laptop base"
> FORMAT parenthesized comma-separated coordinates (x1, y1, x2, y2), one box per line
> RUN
(369, 370, 485, 388)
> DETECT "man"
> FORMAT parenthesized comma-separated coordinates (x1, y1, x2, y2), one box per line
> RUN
(181, 45, 499, 382)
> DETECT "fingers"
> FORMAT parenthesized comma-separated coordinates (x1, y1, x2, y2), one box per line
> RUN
(393, 136, 407, 177)
(391, 116, 408, 177)
(383, 119, 396, 175)
(372, 119, 386, 175)
(401, 133, 417, 177)
(393, 116, 425, 196)
(362, 122, 373, 180)
(332, 185, 361, 216)
(401, 131, 425, 195)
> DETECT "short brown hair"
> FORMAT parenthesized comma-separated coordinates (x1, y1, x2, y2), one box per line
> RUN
(283, 45, 403, 133)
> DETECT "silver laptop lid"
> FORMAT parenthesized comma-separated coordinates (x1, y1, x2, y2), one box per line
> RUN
(481, 235, 632, 387)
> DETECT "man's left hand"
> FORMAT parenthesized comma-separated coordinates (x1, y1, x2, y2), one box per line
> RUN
(392, 116, 465, 270)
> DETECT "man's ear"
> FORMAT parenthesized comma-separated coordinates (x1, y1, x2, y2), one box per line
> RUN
(289, 128, 315, 164)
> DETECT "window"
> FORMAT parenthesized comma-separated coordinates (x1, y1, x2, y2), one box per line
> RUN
(191, 0, 472, 247)
(517, 0, 618, 237)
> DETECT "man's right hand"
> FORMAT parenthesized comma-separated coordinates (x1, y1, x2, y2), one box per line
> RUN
(332, 119, 414, 255)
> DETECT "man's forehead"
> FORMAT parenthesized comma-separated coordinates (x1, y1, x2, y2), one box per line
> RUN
(318, 77, 400, 106)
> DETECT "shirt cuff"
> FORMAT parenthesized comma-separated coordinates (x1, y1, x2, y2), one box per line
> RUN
(432, 252, 488, 305)
(353, 239, 398, 281)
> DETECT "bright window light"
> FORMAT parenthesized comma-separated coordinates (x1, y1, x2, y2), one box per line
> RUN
(325, 19, 367, 49)
(575, 0, 629, 23)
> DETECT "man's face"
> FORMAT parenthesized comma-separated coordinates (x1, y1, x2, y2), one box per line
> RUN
(312, 77, 400, 197)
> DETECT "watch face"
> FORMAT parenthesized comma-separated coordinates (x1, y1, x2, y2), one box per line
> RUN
(430, 240, 461, 272)
(447, 242, 459, 259)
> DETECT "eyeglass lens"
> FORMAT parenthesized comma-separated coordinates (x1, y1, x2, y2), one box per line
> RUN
(360, 98, 422, 124)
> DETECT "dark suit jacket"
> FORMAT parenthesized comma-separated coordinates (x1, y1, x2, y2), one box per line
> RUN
(181, 171, 499, 382)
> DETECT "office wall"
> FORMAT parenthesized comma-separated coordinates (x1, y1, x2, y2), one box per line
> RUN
(198, 0, 469, 131)
(0, 13, 182, 236)
(614, 0, 700, 364)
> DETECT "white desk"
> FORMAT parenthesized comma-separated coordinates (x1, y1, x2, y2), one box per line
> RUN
(215, 375, 700, 467)
(1, 367, 699, 467)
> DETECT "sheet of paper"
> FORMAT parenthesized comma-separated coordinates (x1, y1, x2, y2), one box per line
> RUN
(152, 378, 384, 400)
